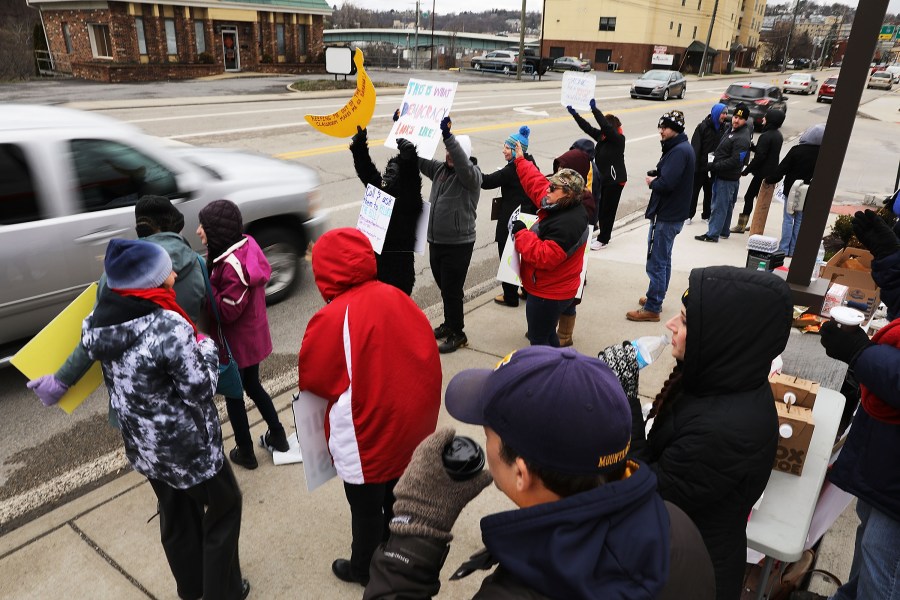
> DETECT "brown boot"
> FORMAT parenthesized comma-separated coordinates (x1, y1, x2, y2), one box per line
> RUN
(626, 308, 661, 322)
(557, 314, 576, 347)
(730, 213, 749, 234)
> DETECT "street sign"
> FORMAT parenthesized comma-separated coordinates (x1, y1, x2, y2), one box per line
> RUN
(654, 45, 667, 53)
(879, 24, 895, 41)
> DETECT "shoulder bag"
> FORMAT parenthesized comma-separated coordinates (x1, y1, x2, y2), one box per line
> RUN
(198, 256, 243, 398)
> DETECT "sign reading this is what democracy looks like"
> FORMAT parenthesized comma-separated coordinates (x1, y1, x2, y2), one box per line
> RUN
(386, 79, 458, 159)
(560, 71, 598, 112)
(357, 184, 396, 254)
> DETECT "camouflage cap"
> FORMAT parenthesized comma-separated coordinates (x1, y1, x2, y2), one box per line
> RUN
(548, 168, 585, 197)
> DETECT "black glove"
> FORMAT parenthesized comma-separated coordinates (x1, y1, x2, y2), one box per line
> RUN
(351, 126, 367, 147)
(510, 220, 527, 236)
(397, 138, 418, 161)
(390, 428, 492, 542)
(566, 105, 578, 116)
(440, 116, 452, 139)
(393, 108, 400, 122)
(852, 210, 900, 260)
(589, 98, 597, 111)
(820, 320, 873, 366)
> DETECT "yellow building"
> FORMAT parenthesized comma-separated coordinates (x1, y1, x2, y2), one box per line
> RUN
(542, 0, 766, 73)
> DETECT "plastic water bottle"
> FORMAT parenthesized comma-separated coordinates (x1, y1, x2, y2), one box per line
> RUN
(812, 242, 826, 280)
(632, 335, 670, 369)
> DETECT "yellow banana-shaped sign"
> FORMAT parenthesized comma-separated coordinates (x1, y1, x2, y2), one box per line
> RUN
(305, 49, 377, 138)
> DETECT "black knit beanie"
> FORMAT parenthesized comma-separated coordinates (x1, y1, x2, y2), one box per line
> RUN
(198, 199, 244, 261)
(135, 195, 184, 237)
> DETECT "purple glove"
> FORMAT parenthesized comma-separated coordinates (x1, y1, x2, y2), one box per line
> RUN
(566, 105, 578, 116)
(27, 375, 69, 407)
(589, 98, 597, 111)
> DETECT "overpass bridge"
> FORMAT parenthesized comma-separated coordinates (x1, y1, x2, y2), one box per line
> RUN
(324, 28, 539, 52)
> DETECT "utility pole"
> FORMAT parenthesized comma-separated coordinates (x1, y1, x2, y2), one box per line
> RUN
(516, 0, 526, 80)
(430, 0, 435, 69)
(781, 0, 801, 73)
(699, 0, 720, 77)
(414, 0, 419, 70)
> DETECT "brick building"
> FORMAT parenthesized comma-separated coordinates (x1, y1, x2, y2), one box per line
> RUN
(27, 0, 332, 82)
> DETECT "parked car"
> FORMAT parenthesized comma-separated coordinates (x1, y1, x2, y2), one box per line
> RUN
(552, 56, 591, 72)
(783, 73, 819, 95)
(509, 47, 554, 75)
(0, 104, 326, 361)
(817, 77, 838, 103)
(883, 65, 900, 83)
(719, 82, 788, 131)
(630, 69, 687, 101)
(867, 71, 894, 90)
(759, 60, 784, 72)
(470, 50, 518, 74)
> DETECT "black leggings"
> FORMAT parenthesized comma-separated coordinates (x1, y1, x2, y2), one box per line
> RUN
(225, 363, 283, 449)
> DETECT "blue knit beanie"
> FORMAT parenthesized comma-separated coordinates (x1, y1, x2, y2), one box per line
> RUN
(505, 125, 531, 152)
(104, 238, 173, 289)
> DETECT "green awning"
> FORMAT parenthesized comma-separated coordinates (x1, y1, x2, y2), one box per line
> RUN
(686, 40, 718, 54)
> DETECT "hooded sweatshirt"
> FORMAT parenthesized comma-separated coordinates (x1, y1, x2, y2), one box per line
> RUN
(82, 288, 221, 489)
(629, 266, 792, 600)
(297, 228, 441, 484)
(207, 235, 273, 369)
(569, 107, 628, 186)
(691, 104, 727, 174)
(766, 123, 825, 197)
(744, 109, 785, 178)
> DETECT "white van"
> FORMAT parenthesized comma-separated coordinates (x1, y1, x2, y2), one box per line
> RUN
(883, 65, 900, 83)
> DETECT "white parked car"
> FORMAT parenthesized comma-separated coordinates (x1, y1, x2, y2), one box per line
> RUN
(0, 104, 326, 362)
(868, 71, 894, 90)
(782, 73, 818, 95)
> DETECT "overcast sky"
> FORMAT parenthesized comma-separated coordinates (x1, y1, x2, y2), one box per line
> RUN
(335, 0, 900, 17)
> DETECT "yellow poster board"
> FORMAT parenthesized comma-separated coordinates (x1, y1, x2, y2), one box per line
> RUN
(11, 283, 103, 414)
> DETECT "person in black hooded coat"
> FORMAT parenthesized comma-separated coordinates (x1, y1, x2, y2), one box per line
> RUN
(600, 266, 792, 600)
(349, 127, 424, 295)
(730, 109, 785, 234)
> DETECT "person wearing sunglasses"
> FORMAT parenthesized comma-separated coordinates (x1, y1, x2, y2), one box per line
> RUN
(509, 142, 589, 346)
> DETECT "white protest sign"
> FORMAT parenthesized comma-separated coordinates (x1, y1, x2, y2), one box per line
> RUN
(386, 79, 458, 159)
(292, 391, 338, 492)
(414, 200, 431, 255)
(574, 225, 592, 299)
(497, 210, 539, 285)
(560, 71, 597, 111)
(356, 184, 396, 254)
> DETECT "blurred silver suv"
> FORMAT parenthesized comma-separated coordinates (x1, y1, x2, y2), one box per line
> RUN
(0, 104, 326, 362)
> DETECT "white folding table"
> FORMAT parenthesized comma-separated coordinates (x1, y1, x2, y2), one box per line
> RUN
(745, 387, 846, 600)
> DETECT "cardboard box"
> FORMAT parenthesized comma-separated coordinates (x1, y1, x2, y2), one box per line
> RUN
(821, 283, 848, 318)
(773, 402, 816, 476)
(820, 248, 881, 319)
(770, 373, 819, 409)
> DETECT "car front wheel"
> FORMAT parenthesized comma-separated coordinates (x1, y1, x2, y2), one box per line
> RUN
(679, 85, 686, 99)
(252, 226, 305, 305)
(473, 63, 481, 70)
(662, 89, 669, 101)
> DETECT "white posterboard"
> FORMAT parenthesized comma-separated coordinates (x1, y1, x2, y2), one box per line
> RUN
(292, 391, 338, 492)
(386, 79, 458, 158)
(414, 200, 431, 255)
(497, 210, 538, 285)
(560, 71, 598, 111)
(357, 184, 396, 255)
(574, 225, 592, 299)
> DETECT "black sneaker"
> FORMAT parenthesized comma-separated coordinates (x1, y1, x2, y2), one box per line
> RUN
(433, 323, 452, 339)
(331, 558, 369, 586)
(241, 579, 251, 599)
(694, 234, 718, 243)
(262, 428, 290, 453)
(438, 332, 468, 354)
(229, 446, 258, 470)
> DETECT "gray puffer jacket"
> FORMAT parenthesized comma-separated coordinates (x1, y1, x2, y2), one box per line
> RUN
(419, 133, 483, 245)
(83, 291, 222, 489)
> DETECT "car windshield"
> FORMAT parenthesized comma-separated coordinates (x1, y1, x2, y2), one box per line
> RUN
(873, 72, 890, 78)
(643, 70, 672, 81)
(726, 84, 764, 99)
(825, 78, 837, 85)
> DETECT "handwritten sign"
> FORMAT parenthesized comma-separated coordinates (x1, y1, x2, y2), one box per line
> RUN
(560, 71, 597, 111)
(292, 391, 338, 492)
(386, 79, 458, 159)
(497, 210, 538, 285)
(356, 184, 396, 255)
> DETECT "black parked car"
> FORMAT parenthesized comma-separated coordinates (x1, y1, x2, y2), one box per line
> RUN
(719, 82, 788, 130)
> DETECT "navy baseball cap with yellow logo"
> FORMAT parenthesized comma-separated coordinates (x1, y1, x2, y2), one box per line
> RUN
(444, 347, 632, 475)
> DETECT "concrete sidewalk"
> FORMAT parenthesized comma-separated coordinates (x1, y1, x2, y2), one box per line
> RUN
(0, 191, 861, 598)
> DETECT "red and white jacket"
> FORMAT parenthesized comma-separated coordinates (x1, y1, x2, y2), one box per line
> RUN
(298, 228, 441, 484)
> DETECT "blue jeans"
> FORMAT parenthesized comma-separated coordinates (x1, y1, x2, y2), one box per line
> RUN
(780, 205, 803, 256)
(525, 295, 573, 346)
(831, 500, 900, 600)
(705, 178, 740, 240)
(645, 219, 683, 314)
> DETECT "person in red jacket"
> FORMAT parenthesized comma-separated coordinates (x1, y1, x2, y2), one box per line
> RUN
(297, 228, 442, 587)
(510, 142, 589, 346)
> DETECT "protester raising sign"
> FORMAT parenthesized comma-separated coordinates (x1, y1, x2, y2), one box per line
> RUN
(357, 184, 396, 254)
(386, 79, 458, 159)
(560, 71, 598, 111)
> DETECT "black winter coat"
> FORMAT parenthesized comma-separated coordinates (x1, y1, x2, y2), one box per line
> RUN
(710, 123, 752, 181)
(745, 110, 784, 177)
(481, 154, 538, 245)
(690, 116, 724, 174)
(626, 266, 792, 600)
(766, 143, 821, 198)
(569, 107, 627, 185)
(646, 132, 694, 222)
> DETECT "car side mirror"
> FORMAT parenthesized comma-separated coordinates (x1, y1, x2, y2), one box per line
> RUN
(175, 170, 203, 198)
